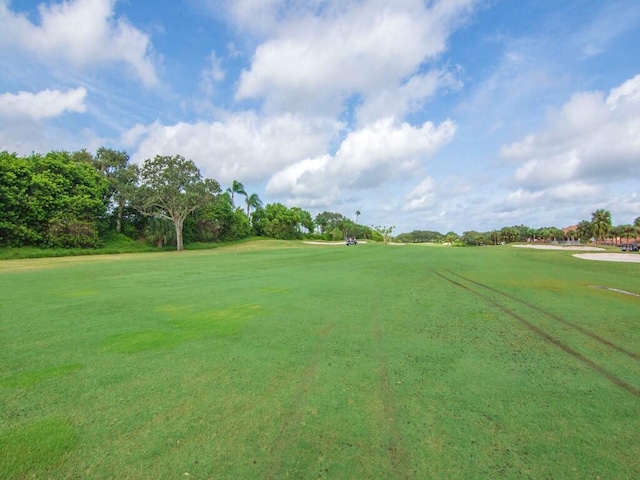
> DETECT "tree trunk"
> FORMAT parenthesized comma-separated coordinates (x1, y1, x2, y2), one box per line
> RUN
(174, 217, 184, 251)
(116, 199, 124, 233)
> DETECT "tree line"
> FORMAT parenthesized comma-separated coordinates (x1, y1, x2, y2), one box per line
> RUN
(3, 148, 637, 251)
(397, 209, 640, 246)
(0, 149, 376, 251)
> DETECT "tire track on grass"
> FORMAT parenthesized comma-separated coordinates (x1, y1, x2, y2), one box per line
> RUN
(434, 271, 640, 399)
(444, 269, 640, 362)
(371, 288, 413, 479)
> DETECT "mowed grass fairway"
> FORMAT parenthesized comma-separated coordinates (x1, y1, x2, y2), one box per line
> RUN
(1, 241, 639, 479)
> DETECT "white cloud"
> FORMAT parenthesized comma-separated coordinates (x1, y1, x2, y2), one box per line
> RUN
(126, 112, 342, 185)
(0, 87, 87, 120)
(235, 0, 476, 117)
(404, 176, 436, 211)
(0, 0, 157, 86)
(357, 69, 463, 124)
(199, 51, 226, 96)
(266, 117, 456, 206)
(503, 74, 640, 190)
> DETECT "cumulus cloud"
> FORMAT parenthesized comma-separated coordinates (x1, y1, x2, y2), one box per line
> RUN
(0, 87, 87, 120)
(266, 117, 456, 206)
(0, 0, 157, 86)
(235, 0, 476, 117)
(404, 177, 437, 211)
(503, 74, 640, 190)
(126, 112, 342, 184)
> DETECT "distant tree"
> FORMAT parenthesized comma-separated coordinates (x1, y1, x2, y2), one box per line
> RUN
(93, 147, 138, 233)
(395, 230, 443, 243)
(355, 210, 361, 227)
(245, 192, 263, 218)
(316, 216, 328, 235)
(373, 225, 395, 243)
(315, 211, 347, 232)
(444, 231, 460, 244)
(226, 180, 246, 208)
(537, 228, 553, 243)
(292, 207, 314, 234)
(184, 194, 250, 243)
(262, 203, 301, 239)
(608, 225, 621, 246)
(591, 209, 612, 244)
(135, 155, 220, 251)
(577, 220, 592, 243)
(462, 231, 485, 246)
(516, 225, 535, 242)
(619, 224, 636, 244)
(500, 226, 518, 244)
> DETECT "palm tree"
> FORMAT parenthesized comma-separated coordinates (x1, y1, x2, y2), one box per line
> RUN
(144, 217, 175, 248)
(245, 192, 263, 217)
(577, 220, 592, 244)
(355, 210, 361, 238)
(608, 226, 620, 246)
(620, 224, 635, 244)
(591, 209, 612, 244)
(226, 180, 246, 208)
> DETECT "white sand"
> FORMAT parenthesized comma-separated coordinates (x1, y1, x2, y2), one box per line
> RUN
(573, 253, 640, 263)
(511, 244, 639, 263)
(303, 241, 346, 245)
(513, 245, 604, 251)
(303, 240, 369, 245)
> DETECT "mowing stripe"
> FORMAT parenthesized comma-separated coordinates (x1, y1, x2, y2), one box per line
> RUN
(433, 271, 640, 399)
(444, 270, 640, 362)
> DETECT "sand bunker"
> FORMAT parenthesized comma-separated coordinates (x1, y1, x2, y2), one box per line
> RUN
(303, 241, 345, 245)
(512, 244, 639, 263)
(513, 245, 604, 251)
(303, 240, 369, 246)
(573, 253, 640, 263)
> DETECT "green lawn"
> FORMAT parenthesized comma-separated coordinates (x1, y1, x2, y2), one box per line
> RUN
(1, 241, 639, 479)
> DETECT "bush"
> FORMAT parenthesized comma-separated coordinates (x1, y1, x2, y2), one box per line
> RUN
(46, 216, 99, 248)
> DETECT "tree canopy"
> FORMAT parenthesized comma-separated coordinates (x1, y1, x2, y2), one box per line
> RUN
(135, 155, 221, 251)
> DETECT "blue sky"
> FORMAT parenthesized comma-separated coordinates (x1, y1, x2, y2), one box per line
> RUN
(1, 0, 639, 234)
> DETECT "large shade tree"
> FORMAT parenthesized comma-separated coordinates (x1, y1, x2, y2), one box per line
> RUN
(135, 155, 220, 251)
